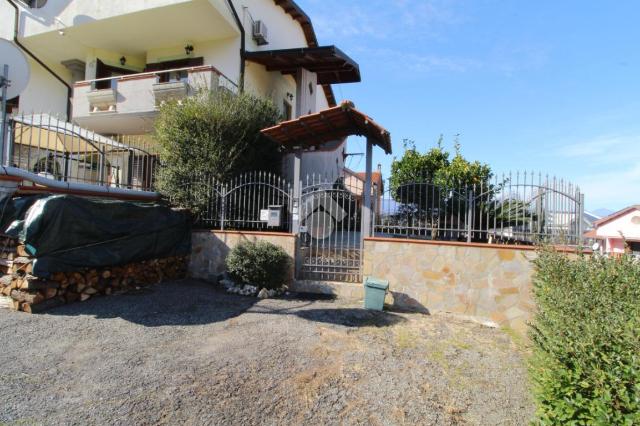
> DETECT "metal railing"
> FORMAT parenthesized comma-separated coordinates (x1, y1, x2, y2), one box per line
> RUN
(6, 113, 159, 192)
(193, 171, 293, 232)
(82, 65, 238, 94)
(374, 171, 585, 246)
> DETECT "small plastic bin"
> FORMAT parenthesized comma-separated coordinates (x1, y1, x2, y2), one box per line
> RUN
(364, 277, 389, 311)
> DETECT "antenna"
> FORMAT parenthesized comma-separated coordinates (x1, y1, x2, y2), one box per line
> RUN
(0, 38, 31, 166)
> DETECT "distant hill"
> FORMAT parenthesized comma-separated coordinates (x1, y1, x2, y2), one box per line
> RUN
(592, 208, 614, 218)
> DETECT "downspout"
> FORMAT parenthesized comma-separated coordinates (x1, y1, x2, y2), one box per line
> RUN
(225, 0, 245, 92)
(5, 0, 73, 119)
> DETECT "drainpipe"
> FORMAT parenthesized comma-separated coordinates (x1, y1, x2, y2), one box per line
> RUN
(5, 0, 73, 119)
(225, 0, 245, 92)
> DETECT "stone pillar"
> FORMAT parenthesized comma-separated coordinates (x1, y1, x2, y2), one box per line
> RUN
(61, 59, 87, 84)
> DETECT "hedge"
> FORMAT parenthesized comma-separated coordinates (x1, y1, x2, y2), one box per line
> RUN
(529, 250, 640, 424)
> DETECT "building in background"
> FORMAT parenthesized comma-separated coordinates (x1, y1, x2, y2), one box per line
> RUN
(343, 166, 384, 215)
(585, 205, 640, 257)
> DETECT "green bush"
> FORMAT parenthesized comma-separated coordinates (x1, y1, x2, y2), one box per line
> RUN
(226, 241, 290, 290)
(529, 250, 640, 424)
(154, 90, 281, 213)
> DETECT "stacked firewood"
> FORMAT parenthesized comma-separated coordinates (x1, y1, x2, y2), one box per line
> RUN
(0, 236, 188, 313)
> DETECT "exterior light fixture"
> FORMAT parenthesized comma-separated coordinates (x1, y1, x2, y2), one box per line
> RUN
(120, 56, 126, 66)
(184, 45, 194, 56)
(286, 92, 294, 101)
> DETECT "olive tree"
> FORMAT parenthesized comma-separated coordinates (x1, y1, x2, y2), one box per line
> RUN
(154, 90, 281, 212)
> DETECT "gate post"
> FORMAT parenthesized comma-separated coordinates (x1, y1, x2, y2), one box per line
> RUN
(361, 138, 373, 240)
(291, 149, 302, 235)
(466, 189, 474, 243)
(578, 192, 585, 246)
(220, 183, 226, 231)
(291, 149, 303, 280)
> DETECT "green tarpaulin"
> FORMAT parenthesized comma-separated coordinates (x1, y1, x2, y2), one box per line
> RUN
(1, 195, 191, 277)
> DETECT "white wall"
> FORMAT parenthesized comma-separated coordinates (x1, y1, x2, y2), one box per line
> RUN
(237, 0, 332, 109)
(17, 57, 69, 118)
(17, 0, 198, 38)
(0, 1, 16, 39)
(237, 0, 307, 51)
(597, 210, 640, 241)
(147, 38, 240, 85)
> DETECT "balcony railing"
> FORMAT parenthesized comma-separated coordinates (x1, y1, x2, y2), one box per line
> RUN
(73, 65, 238, 118)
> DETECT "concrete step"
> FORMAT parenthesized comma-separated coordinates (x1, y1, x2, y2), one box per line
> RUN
(291, 279, 364, 301)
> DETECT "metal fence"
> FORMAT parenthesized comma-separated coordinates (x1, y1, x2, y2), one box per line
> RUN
(7, 113, 159, 192)
(374, 171, 585, 246)
(3, 117, 586, 248)
(192, 171, 292, 232)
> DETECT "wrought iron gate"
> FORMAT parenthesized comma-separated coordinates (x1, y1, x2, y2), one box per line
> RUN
(297, 176, 363, 283)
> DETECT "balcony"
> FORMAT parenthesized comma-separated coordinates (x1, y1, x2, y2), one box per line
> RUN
(72, 66, 238, 134)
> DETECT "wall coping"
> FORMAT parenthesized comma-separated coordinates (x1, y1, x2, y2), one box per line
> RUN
(364, 237, 590, 254)
(193, 229, 295, 238)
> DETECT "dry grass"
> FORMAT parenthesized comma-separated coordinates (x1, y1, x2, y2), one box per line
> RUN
(292, 362, 344, 408)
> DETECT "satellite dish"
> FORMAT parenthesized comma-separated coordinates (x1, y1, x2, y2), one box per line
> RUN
(592, 242, 600, 251)
(0, 38, 31, 100)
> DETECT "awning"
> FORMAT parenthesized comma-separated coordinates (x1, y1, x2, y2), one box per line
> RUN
(261, 101, 392, 154)
(11, 114, 156, 155)
(244, 46, 360, 85)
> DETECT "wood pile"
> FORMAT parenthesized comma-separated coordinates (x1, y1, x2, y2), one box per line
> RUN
(0, 236, 188, 313)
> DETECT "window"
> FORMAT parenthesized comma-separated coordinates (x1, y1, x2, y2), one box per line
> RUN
(6, 96, 19, 114)
(95, 59, 136, 90)
(28, 0, 47, 8)
(144, 57, 204, 83)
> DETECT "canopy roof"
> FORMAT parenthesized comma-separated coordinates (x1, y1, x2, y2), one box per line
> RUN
(261, 101, 392, 154)
(11, 114, 156, 155)
(244, 46, 360, 85)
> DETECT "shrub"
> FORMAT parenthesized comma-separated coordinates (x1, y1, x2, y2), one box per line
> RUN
(529, 249, 640, 424)
(154, 90, 282, 213)
(226, 241, 290, 290)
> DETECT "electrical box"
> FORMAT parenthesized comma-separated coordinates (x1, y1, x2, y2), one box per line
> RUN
(266, 205, 283, 227)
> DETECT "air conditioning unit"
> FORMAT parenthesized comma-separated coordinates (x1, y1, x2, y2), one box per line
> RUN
(252, 20, 269, 46)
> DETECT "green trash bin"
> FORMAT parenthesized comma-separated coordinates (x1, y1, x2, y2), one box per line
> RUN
(364, 277, 389, 311)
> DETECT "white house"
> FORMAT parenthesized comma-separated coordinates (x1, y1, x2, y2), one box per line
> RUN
(585, 205, 640, 257)
(1, 0, 361, 181)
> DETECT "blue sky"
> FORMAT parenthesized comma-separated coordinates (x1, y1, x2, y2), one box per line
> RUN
(297, 0, 640, 211)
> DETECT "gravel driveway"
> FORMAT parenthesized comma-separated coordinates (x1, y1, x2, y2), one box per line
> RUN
(0, 279, 533, 425)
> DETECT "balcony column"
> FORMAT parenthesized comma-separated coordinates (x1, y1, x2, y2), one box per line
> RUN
(291, 67, 318, 235)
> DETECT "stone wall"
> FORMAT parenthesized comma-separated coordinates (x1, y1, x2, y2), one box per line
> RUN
(362, 237, 538, 334)
(189, 230, 296, 283)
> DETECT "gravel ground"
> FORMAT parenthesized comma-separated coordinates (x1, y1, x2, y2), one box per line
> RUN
(0, 279, 533, 425)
